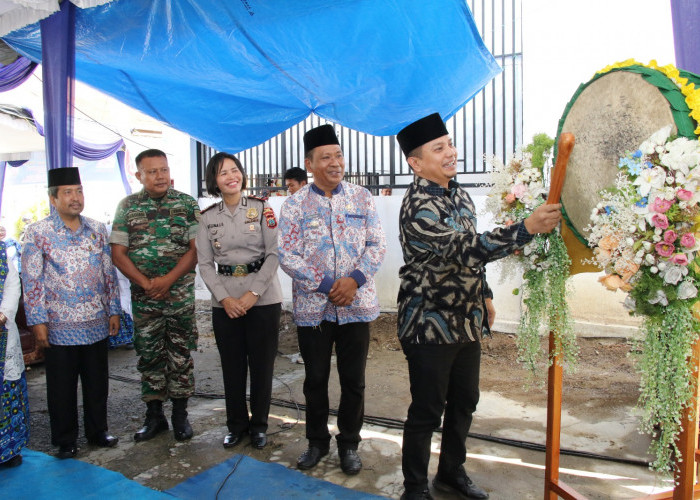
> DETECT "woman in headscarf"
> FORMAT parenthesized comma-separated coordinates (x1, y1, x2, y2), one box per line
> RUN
(0, 240, 27, 467)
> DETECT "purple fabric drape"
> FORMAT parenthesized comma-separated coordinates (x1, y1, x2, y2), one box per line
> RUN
(40, 0, 76, 172)
(0, 56, 37, 92)
(671, 0, 700, 74)
(25, 108, 131, 193)
(116, 150, 132, 195)
(30, 110, 125, 161)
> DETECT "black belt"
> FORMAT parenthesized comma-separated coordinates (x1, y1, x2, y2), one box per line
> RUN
(217, 258, 264, 277)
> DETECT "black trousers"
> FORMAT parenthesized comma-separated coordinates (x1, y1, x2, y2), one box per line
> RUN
(297, 321, 369, 452)
(401, 340, 481, 493)
(44, 338, 110, 447)
(212, 303, 280, 434)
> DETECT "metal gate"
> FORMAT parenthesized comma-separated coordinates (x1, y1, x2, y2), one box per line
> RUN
(197, 0, 522, 196)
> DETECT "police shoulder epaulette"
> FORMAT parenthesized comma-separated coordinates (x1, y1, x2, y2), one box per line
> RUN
(201, 202, 219, 214)
(248, 195, 268, 203)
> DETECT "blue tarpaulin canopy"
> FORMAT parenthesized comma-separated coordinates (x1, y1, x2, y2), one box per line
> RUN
(2, 0, 501, 153)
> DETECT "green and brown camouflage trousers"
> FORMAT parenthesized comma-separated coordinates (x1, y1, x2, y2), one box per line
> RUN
(132, 283, 198, 402)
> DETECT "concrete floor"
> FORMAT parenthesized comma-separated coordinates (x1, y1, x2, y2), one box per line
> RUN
(23, 348, 676, 500)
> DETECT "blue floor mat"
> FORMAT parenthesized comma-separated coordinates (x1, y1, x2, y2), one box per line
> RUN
(0, 449, 170, 499)
(166, 454, 385, 499)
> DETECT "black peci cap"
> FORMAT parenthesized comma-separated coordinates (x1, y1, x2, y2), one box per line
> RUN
(48, 167, 81, 187)
(303, 124, 340, 155)
(396, 113, 449, 157)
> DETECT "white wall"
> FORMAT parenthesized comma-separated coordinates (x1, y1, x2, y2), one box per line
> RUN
(197, 193, 641, 338)
(522, 0, 676, 142)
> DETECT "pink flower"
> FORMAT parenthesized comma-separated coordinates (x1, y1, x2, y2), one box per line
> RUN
(504, 193, 516, 204)
(651, 198, 674, 213)
(680, 232, 696, 248)
(655, 242, 675, 257)
(671, 253, 689, 266)
(677, 189, 693, 201)
(663, 230, 678, 243)
(511, 183, 527, 199)
(651, 213, 669, 229)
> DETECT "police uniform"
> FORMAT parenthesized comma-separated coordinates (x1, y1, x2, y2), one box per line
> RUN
(196, 195, 282, 437)
(110, 188, 200, 402)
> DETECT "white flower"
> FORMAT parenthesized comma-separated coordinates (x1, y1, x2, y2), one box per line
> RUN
(642, 241, 653, 251)
(648, 125, 673, 146)
(653, 234, 661, 242)
(650, 266, 658, 274)
(679, 201, 688, 209)
(623, 295, 636, 311)
(634, 257, 643, 265)
(666, 176, 675, 184)
(645, 254, 656, 265)
(658, 262, 667, 271)
(634, 166, 667, 196)
(648, 289, 669, 306)
(663, 265, 684, 285)
(677, 281, 698, 300)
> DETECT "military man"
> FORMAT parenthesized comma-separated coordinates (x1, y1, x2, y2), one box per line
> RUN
(110, 149, 200, 442)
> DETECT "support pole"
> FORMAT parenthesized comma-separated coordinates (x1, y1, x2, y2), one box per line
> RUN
(673, 337, 700, 499)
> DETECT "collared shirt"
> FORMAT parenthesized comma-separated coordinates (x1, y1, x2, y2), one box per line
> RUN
(22, 213, 121, 346)
(196, 195, 283, 307)
(110, 188, 200, 289)
(279, 181, 386, 327)
(397, 177, 532, 344)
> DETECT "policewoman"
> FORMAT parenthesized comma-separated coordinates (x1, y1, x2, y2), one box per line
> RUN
(196, 152, 282, 450)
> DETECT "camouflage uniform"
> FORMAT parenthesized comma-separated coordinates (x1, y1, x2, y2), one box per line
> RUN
(110, 188, 200, 402)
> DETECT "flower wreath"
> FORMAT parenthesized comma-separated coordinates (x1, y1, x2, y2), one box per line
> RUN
(485, 141, 577, 378)
(586, 123, 700, 472)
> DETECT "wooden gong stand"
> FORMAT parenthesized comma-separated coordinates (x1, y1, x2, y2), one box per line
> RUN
(544, 335, 700, 500)
(543, 134, 700, 499)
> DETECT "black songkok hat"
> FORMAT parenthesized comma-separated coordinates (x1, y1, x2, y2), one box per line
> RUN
(303, 124, 340, 155)
(48, 167, 81, 187)
(396, 113, 449, 157)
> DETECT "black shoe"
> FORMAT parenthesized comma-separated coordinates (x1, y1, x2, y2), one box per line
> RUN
(0, 455, 22, 467)
(433, 469, 489, 499)
(339, 449, 362, 475)
(223, 431, 247, 448)
(171, 398, 194, 441)
(400, 489, 434, 500)
(134, 400, 169, 442)
(250, 432, 267, 449)
(296, 446, 329, 470)
(87, 432, 119, 448)
(56, 444, 77, 459)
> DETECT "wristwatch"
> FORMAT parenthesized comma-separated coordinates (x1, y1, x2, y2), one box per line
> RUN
(249, 291, 260, 298)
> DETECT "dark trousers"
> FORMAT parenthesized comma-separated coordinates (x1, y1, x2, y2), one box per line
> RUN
(297, 321, 369, 452)
(44, 338, 110, 447)
(212, 303, 280, 434)
(401, 340, 481, 493)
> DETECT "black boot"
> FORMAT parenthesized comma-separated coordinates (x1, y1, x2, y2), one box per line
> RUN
(134, 400, 169, 442)
(171, 398, 193, 441)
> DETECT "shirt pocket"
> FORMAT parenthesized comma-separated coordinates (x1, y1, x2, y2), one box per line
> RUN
(207, 224, 226, 255)
(126, 211, 150, 247)
(302, 216, 326, 240)
(170, 218, 189, 244)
